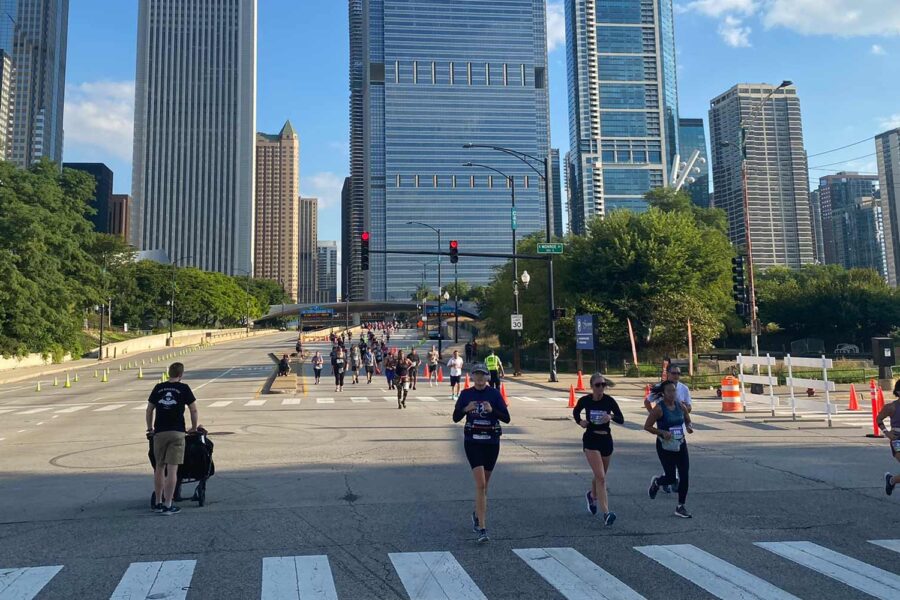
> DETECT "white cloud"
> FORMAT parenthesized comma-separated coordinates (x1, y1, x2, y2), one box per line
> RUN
(879, 114, 900, 131)
(546, 0, 565, 52)
(678, 0, 756, 17)
(301, 172, 345, 209)
(681, 0, 900, 47)
(871, 44, 887, 55)
(719, 15, 753, 47)
(64, 80, 135, 161)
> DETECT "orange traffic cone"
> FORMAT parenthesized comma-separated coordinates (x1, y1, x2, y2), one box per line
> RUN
(500, 383, 509, 406)
(437, 367, 444, 383)
(424, 364, 430, 378)
(568, 384, 577, 408)
(464, 373, 471, 390)
(877, 386, 886, 413)
(848, 384, 859, 411)
(575, 370, 585, 391)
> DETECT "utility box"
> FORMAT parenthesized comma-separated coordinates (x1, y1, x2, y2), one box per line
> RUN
(872, 337, 895, 381)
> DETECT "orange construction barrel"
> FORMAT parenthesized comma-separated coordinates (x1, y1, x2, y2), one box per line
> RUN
(721, 375, 742, 412)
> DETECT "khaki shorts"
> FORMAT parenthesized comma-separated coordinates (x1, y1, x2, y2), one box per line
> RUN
(154, 431, 186, 466)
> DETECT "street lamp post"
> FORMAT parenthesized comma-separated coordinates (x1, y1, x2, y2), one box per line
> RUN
(738, 80, 792, 359)
(169, 256, 193, 344)
(464, 162, 521, 375)
(407, 221, 442, 357)
(454, 261, 459, 343)
(463, 144, 558, 381)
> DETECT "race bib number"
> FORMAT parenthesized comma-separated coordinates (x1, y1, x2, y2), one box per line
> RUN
(589, 410, 607, 425)
(670, 426, 685, 440)
(473, 433, 492, 440)
(892, 439, 900, 453)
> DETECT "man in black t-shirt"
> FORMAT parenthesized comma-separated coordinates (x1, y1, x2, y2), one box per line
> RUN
(145, 362, 199, 515)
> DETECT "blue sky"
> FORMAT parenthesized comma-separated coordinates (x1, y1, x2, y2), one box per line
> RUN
(64, 0, 898, 246)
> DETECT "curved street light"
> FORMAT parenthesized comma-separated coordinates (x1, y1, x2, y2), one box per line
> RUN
(405, 221, 443, 356)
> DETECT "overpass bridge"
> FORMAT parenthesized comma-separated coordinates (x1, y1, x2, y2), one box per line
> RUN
(258, 300, 480, 323)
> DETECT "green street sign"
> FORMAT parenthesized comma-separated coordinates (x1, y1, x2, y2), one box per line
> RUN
(537, 243, 564, 254)
(511, 207, 518, 231)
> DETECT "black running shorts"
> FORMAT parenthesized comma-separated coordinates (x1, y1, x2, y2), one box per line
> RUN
(464, 441, 500, 471)
(582, 432, 614, 457)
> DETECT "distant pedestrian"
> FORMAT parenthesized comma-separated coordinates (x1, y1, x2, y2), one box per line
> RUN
(485, 351, 504, 390)
(333, 348, 346, 392)
(427, 345, 439, 387)
(363, 347, 375, 384)
(464, 342, 473, 364)
(350, 344, 361, 384)
(312, 351, 324, 384)
(278, 354, 290, 377)
(447, 350, 464, 400)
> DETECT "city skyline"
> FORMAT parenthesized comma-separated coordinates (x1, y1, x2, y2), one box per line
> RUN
(60, 1, 898, 252)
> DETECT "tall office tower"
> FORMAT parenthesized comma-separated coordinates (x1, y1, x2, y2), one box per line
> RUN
(350, 0, 551, 300)
(346, 0, 366, 301)
(0, 50, 13, 161)
(298, 196, 318, 304)
(7, 0, 67, 167)
(678, 118, 710, 208)
(340, 177, 352, 299)
(316, 240, 338, 303)
(254, 121, 300, 300)
(550, 148, 564, 237)
(132, 0, 257, 275)
(108, 194, 131, 240)
(565, 0, 680, 234)
(876, 128, 900, 286)
(817, 172, 881, 267)
(809, 189, 825, 263)
(709, 83, 814, 269)
(63, 162, 113, 234)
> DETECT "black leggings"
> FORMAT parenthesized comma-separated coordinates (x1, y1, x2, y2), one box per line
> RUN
(656, 439, 689, 505)
(335, 371, 345, 386)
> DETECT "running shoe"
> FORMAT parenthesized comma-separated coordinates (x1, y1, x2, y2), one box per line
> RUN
(674, 505, 692, 519)
(603, 512, 617, 526)
(886, 472, 895, 496)
(153, 503, 164, 513)
(401, 399, 406, 408)
(661, 484, 672, 494)
(471, 512, 479, 533)
(476, 529, 489, 544)
(585, 491, 597, 515)
(648, 477, 660, 500)
(163, 505, 181, 515)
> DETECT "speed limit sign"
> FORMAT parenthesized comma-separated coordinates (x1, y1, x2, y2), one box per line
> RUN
(511, 314, 524, 331)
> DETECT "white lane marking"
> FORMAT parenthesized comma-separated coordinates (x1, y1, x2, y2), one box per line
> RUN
(209, 401, 232, 408)
(55, 406, 88, 413)
(516, 396, 538, 402)
(15, 407, 53, 415)
(316, 398, 334, 404)
(110, 560, 196, 600)
(514, 547, 644, 600)
(418, 396, 438, 402)
(195, 367, 235, 390)
(95, 404, 126, 412)
(282, 398, 302, 405)
(351, 397, 370, 403)
(17, 430, 26, 433)
(870, 539, 900, 554)
(0, 565, 63, 599)
(0, 438, 4, 441)
(36, 422, 44, 426)
(133, 405, 147, 410)
(382, 396, 396, 402)
(552, 397, 568, 402)
(245, 400, 266, 407)
(756, 541, 900, 597)
(261, 555, 338, 600)
(636, 544, 799, 600)
(389, 551, 487, 600)
(0, 409, 16, 414)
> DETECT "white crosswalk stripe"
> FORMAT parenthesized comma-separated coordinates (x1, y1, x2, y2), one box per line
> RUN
(514, 547, 644, 600)
(0, 409, 14, 415)
(132, 405, 146, 410)
(418, 396, 438, 402)
(0, 565, 62, 600)
(351, 397, 370, 403)
(16, 407, 53, 415)
(317, 398, 334, 404)
(95, 404, 126, 412)
(516, 396, 538, 402)
(110, 560, 196, 600)
(636, 544, 799, 599)
(261, 556, 338, 600)
(389, 552, 486, 600)
(209, 401, 232, 408)
(756, 541, 900, 598)
(282, 398, 302, 405)
(870, 539, 900, 554)
(245, 400, 266, 406)
(382, 396, 395, 402)
(55, 405, 88, 413)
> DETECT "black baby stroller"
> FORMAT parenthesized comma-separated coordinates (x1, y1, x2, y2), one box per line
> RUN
(147, 427, 215, 507)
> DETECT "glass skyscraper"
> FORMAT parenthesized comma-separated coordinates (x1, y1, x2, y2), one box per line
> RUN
(565, 0, 680, 234)
(350, 0, 551, 300)
(677, 118, 710, 208)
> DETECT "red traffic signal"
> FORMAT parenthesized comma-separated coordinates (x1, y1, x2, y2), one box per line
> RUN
(361, 231, 370, 242)
(361, 232, 370, 270)
(449, 240, 459, 264)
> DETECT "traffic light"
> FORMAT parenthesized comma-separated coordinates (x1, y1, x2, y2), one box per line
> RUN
(361, 231, 370, 271)
(449, 240, 459, 264)
(732, 255, 748, 318)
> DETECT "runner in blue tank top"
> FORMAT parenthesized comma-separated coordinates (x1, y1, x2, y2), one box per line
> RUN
(644, 380, 694, 518)
(877, 379, 900, 496)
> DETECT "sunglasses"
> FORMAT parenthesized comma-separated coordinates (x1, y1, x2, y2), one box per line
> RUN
(593, 382, 607, 388)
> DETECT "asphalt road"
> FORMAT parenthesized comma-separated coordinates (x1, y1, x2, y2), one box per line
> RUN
(1, 330, 899, 600)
